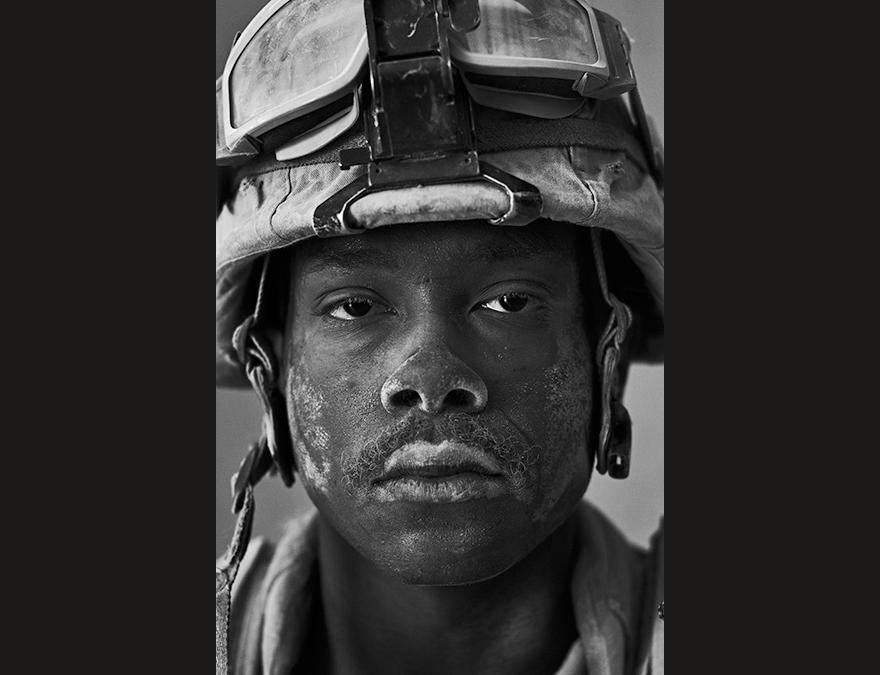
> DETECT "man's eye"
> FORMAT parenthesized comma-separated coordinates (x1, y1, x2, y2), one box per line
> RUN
(482, 293, 531, 313)
(327, 297, 379, 320)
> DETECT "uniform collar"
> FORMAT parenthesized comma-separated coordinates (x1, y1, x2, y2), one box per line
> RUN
(256, 500, 650, 675)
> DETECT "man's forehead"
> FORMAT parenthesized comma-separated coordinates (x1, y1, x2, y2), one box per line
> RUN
(294, 220, 580, 274)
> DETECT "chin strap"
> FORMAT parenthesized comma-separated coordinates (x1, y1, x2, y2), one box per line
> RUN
(217, 253, 297, 674)
(591, 228, 634, 479)
(231, 253, 297, 492)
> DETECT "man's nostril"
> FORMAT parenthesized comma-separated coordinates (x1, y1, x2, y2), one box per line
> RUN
(444, 389, 473, 408)
(392, 390, 421, 408)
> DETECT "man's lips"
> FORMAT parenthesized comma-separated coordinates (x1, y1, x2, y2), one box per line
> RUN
(373, 440, 505, 483)
(367, 440, 511, 502)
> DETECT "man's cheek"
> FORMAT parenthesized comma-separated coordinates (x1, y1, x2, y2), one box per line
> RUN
(498, 341, 591, 522)
(286, 362, 334, 497)
(286, 353, 381, 497)
(295, 444, 331, 495)
(536, 340, 593, 512)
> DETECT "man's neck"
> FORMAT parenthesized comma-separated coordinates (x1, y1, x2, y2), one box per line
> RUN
(310, 514, 580, 675)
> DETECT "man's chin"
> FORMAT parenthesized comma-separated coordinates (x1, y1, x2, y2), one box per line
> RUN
(351, 505, 539, 585)
(312, 480, 581, 586)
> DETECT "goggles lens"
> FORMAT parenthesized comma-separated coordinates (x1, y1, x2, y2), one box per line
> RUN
(224, 0, 366, 146)
(448, 0, 635, 116)
(451, 0, 599, 65)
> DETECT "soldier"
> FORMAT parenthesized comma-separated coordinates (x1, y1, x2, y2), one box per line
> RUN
(216, 1, 664, 673)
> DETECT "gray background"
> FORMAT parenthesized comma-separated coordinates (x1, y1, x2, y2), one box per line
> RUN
(216, 0, 664, 559)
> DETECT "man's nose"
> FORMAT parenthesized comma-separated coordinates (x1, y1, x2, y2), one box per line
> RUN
(380, 346, 488, 415)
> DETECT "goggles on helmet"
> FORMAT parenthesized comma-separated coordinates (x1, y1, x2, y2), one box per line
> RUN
(217, 0, 663, 232)
(448, 0, 636, 118)
(219, 0, 650, 158)
(217, 0, 368, 163)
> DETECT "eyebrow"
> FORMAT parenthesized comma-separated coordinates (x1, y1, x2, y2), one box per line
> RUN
(463, 236, 561, 265)
(300, 246, 402, 275)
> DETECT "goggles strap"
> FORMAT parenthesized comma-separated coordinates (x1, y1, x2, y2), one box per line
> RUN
(591, 228, 633, 478)
(216, 484, 255, 675)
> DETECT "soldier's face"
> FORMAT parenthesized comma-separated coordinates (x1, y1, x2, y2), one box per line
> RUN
(283, 220, 596, 584)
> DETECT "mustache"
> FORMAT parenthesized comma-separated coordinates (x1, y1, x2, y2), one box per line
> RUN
(342, 412, 539, 489)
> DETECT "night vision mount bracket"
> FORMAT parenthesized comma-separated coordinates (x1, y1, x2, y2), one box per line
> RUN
(313, 0, 544, 236)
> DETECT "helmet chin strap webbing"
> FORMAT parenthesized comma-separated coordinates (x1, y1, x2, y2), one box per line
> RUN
(591, 227, 634, 479)
(216, 484, 253, 675)
(217, 253, 296, 675)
